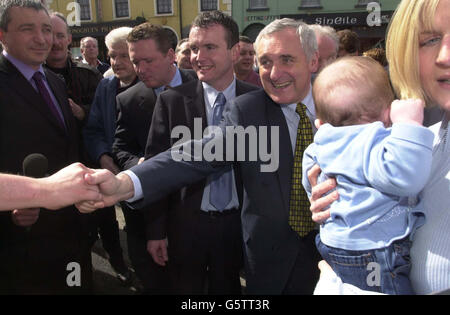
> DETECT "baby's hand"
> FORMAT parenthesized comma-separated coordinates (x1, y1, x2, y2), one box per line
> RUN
(390, 99, 425, 126)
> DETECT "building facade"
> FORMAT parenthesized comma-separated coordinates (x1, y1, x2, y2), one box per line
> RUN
(232, 0, 402, 52)
(44, 0, 232, 60)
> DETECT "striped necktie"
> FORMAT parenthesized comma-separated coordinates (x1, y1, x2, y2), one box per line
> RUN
(288, 103, 316, 237)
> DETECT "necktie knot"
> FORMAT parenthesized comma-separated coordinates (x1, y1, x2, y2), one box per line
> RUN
(212, 92, 226, 125)
(296, 102, 307, 116)
(33, 71, 45, 82)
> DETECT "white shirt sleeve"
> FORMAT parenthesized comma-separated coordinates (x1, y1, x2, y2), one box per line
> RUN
(121, 170, 144, 203)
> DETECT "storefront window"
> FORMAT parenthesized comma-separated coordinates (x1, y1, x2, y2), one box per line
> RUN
(200, 0, 218, 11)
(355, 0, 379, 8)
(156, 0, 173, 15)
(299, 0, 322, 8)
(249, 0, 268, 9)
(114, 0, 129, 18)
(77, 0, 91, 21)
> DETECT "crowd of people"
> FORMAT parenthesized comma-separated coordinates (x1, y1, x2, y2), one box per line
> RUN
(0, 0, 448, 295)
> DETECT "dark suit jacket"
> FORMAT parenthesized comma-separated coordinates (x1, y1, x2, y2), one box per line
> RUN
(129, 88, 316, 294)
(113, 69, 197, 170)
(0, 55, 92, 294)
(112, 68, 197, 239)
(144, 79, 259, 258)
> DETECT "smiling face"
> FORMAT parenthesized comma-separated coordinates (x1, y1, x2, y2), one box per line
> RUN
(47, 14, 71, 66)
(189, 24, 238, 91)
(418, 0, 450, 116)
(256, 28, 317, 105)
(0, 7, 52, 70)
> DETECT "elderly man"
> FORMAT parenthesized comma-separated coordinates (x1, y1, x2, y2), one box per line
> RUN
(310, 24, 339, 74)
(78, 18, 321, 295)
(83, 27, 137, 287)
(80, 36, 110, 74)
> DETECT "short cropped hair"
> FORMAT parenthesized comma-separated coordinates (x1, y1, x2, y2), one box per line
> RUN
(313, 56, 394, 127)
(255, 18, 317, 61)
(127, 22, 172, 54)
(50, 11, 70, 34)
(105, 27, 132, 50)
(337, 29, 360, 55)
(80, 36, 98, 48)
(239, 35, 253, 44)
(363, 47, 387, 67)
(175, 38, 189, 54)
(386, 0, 439, 104)
(0, 0, 48, 31)
(191, 10, 239, 49)
(310, 25, 339, 55)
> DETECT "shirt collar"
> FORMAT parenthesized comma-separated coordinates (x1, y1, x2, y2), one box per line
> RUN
(2, 50, 45, 81)
(283, 84, 315, 114)
(154, 65, 182, 95)
(202, 78, 236, 109)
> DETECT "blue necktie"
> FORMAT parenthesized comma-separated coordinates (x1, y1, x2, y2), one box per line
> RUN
(209, 93, 232, 211)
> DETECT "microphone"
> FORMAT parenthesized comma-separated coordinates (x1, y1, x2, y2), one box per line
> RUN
(22, 153, 48, 178)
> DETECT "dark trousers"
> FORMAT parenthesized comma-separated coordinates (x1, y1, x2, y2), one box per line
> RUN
(167, 209, 243, 295)
(282, 230, 321, 295)
(121, 203, 169, 294)
(89, 206, 127, 273)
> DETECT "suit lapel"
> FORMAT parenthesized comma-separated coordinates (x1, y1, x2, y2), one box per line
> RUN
(185, 81, 207, 132)
(265, 94, 293, 215)
(3, 57, 67, 135)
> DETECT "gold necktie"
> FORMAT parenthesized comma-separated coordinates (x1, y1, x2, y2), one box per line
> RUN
(288, 103, 316, 237)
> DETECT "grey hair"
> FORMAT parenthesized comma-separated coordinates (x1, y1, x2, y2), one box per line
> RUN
(104, 27, 132, 50)
(309, 24, 339, 55)
(81, 36, 99, 48)
(0, 0, 48, 31)
(255, 18, 318, 61)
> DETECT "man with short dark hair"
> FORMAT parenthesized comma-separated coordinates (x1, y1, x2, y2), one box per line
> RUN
(234, 35, 262, 87)
(175, 38, 192, 69)
(144, 11, 258, 294)
(0, 0, 92, 294)
(112, 22, 197, 294)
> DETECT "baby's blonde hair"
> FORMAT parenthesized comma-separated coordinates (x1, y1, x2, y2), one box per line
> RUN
(313, 56, 394, 126)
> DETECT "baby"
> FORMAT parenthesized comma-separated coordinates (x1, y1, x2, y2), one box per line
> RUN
(302, 56, 435, 294)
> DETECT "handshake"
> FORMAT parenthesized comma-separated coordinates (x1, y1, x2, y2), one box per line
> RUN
(1, 163, 135, 213)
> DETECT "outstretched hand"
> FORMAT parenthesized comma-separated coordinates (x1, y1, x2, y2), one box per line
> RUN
(76, 169, 135, 213)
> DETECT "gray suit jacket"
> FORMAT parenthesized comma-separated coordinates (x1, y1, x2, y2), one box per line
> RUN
(129, 89, 313, 294)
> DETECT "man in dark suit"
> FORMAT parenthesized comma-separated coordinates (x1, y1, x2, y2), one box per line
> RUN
(79, 18, 320, 295)
(145, 11, 258, 294)
(111, 23, 197, 294)
(0, 0, 92, 294)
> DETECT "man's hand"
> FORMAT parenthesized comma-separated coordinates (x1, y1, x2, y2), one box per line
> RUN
(75, 170, 135, 213)
(147, 239, 168, 266)
(390, 99, 425, 126)
(11, 208, 40, 227)
(68, 98, 86, 121)
(99, 154, 121, 175)
(307, 164, 337, 224)
(38, 163, 102, 210)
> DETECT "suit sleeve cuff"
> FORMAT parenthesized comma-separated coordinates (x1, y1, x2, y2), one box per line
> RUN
(122, 170, 144, 203)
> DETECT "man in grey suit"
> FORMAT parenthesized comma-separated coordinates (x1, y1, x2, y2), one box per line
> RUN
(78, 18, 321, 295)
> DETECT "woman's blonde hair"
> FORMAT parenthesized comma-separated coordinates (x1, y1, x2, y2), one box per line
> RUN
(386, 0, 440, 104)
